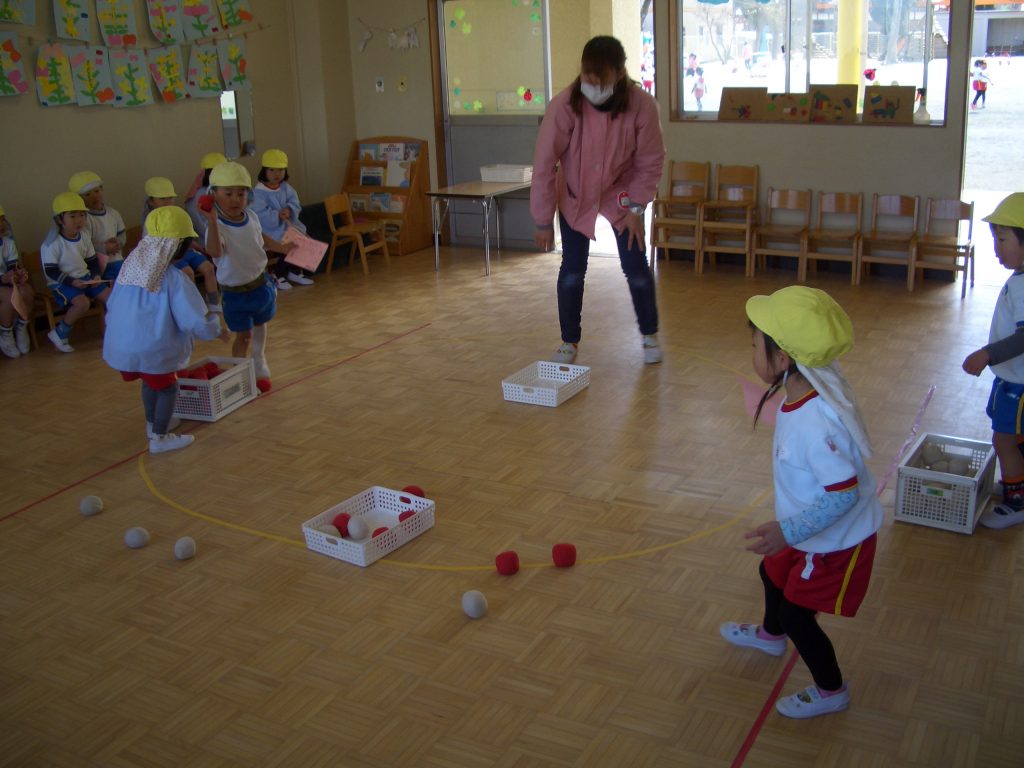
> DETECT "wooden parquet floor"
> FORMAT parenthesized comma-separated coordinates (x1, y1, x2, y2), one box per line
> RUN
(2, 246, 1022, 767)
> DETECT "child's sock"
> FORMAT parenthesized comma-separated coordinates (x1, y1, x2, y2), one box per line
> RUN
(0, 324, 11, 333)
(56, 320, 72, 340)
(817, 684, 847, 698)
(1002, 476, 1024, 509)
(756, 626, 785, 641)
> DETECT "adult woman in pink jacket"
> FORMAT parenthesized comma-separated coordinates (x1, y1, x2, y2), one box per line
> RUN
(531, 35, 666, 365)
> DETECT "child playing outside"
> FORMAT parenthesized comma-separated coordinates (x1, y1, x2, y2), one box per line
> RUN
(69, 171, 126, 282)
(963, 193, 1024, 529)
(971, 59, 991, 110)
(103, 206, 228, 454)
(692, 68, 706, 111)
(42, 192, 111, 353)
(202, 161, 294, 393)
(721, 286, 882, 719)
(0, 204, 34, 358)
(252, 148, 314, 289)
(184, 152, 227, 239)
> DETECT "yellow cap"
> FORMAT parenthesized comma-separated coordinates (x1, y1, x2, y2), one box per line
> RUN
(209, 161, 252, 189)
(261, 149, 289, 169)
(144, 177, 176, 198)
(53, 192, 87, 215)
(145, 206, 197, 239)
(745, 286, 853, 368)
(983, 193, 1024, 229)
(68, 171, 103, 194)
(200, 152, 228, 170)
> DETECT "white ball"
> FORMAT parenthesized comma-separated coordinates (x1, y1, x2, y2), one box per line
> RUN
(79, 495, 104, 516)
(124, 527, 150, 549)
(346, 517, 369, 540)
(462, 590, 488, 619)
(921, 443, 944, 466)
(948, 457, 971, 476)
(174, 536, 196, 560)
(321, 524, 341, 537)
(931, 459, 950, 473)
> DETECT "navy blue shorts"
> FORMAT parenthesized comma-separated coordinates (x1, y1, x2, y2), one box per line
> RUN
(987, 377, 1024, 435)
(173, 249, 209, 274)
(51, 281, 108, 311)
(222, 275, 276, 332)
(102, 260, 123, 282)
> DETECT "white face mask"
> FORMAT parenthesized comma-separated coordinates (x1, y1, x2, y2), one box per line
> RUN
(581, 81, 615, 106)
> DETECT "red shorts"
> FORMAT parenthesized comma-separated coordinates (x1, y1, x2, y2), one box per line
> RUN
(763, 534, 876, 618)
(121, 371, 177, 390)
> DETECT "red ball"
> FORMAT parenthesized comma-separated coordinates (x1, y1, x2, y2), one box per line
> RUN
(552, 543, 577, 568)
(372, 526, 389, 538)
(398, 510, 416, 522)
(401, 485, 425, 498)
(331, 512, 351, 536)
(256, 378, 272, 394)
(198, 194, 215, 212)
(495, 550, 520, 575)
(204, 362, 222, 378)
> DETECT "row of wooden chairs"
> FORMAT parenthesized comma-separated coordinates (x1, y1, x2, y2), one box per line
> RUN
(650, 162, 976, 296)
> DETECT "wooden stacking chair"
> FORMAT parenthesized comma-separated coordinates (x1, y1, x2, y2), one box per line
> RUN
(913, 198, 975, 298)
(805, 192, 862, 285)
(751, 188, 811, 279)
(649, 160, 710, 269)
(697, 164, 758, 274)
(22, 250, 105, 340)
(860, 193, 920, 289)
(324, 192, 391, 275)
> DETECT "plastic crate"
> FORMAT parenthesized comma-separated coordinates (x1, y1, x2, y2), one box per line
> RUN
(480, 164, 533, 183)
(301, 486, 435, 567)
(173, 356, 257, 422)
(502, 361, 590, 407)
(895, 433, 996, 534)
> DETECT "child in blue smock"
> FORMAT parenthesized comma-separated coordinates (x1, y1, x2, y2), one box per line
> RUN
(252, 148, 314, 288)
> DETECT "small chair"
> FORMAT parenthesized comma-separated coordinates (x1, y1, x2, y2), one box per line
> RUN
(751, 188, 811, 279)
(650, 160, 710, 269)
(860, 193, 920, 290)
(324, 193, 391, 275)
(805, 192, 863, 285)
(913, 198, 974, 298)
(22, 250, 105, 340)
(123, 224, 142, 254)
(697, 164, 759, 274)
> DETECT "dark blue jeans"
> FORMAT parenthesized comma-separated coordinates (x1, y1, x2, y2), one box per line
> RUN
(556, 213, 659, 344)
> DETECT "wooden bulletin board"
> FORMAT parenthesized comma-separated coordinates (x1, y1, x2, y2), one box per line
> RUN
(862, 85, 915, 124)
(763, 93, 811, 123)
(809, 84, 858, 123)
(717, 87, 767, 121)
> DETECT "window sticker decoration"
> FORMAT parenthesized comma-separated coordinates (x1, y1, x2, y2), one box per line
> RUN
(186, 43, 221, 98)
(182, 0, 223, 41)
(147, 1, 185, 44)
(110, 47, 154, 106)
(217, 37, 248, 90)
(69, 45, 116, 105)
(0, 1, 36, 25)
(97, 0, 138, 46)
(217, 0, 253, 28)
(148, 45, 188, 101)
(53, 0, 91, 41)
(0, 32, 28, 96)
(36, 42, 75, 105)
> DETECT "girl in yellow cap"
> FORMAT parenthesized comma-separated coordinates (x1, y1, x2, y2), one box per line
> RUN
(0, 204, 34, 358)
(720, 286, 882, 719)
(252, 148, 315, 288)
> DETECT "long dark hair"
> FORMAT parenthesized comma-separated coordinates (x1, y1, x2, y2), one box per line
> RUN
(569, 35, 634, 118)
(751, 322, 799, 427)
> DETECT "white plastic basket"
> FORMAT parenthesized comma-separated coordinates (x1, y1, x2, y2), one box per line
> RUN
(173, 356, 257, 422)
(502, 361, 590, 407)
(480, 164, 533, 183)
(301, 486, 435, 567)
(895, 433, 995, 534)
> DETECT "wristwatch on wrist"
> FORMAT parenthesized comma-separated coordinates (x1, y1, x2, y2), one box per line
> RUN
(629, 203, 646, 216)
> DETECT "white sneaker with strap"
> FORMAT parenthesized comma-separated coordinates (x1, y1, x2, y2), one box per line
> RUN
(552, 342, 578, 364)
(643, 334, 662, 364)
(776, 684, 850, 719)
(719, 622, 787, 656)
(149, 433, 195, 454)
(14, 321, 30, 354)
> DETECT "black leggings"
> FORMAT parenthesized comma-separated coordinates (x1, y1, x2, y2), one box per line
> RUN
(972, 88, 986, 107)
(760, 561, 843, 691)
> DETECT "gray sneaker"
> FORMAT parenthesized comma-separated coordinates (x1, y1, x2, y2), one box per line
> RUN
(643, 334, 662, 364)
(149, 433, 195, 454)
(0, 329, 19, 358)
(979, 503, 1024, 529)
(552, 342, 578, 364)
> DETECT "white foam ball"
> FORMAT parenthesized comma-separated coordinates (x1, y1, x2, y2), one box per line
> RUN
(921, 443, 944, 466)
(948, 457, 971, 476)
(931, 459, 950, 473)
(79, 495, 104, 516)
(347, 517, 369, 540)
(124, 527, 150, 549)
(174, 536, 196, 560)
(321, 524, 341, 537)
(462, 590, 488, 619)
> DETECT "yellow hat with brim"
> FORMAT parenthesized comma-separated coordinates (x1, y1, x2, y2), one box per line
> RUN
(69, 171, 102, 194)
(983, 193, 1024, 229)
(261, 149, 288, 169)
(209, 161, 252, 189)
(201, 152, 228, 170)
(53, 192, 87, 215)
(745, 286, 853, 368)
(144, 177, 176, 198)
(145, 206, 197, 239)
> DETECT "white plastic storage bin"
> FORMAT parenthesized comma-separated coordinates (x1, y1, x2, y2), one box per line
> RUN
(173, 356, 257, 422)
(895, 433, 996, 534)
(302, 486, 435, 567)
(502, 361, 590, 407)
(480, 164, 533, 183)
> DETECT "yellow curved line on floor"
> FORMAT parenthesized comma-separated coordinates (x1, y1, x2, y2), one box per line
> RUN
(139, 453, 768, 571)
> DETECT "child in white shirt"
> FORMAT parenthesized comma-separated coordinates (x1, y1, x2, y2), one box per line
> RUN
(0, 204, 34, 358)
(69, 171, 126, 282)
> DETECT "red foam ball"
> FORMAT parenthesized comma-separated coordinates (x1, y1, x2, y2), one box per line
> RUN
(495, 550, 520, 575)
(552, 543, 577, 568)
(401, 485, 425, 498)
(398, 510, 416, 522)
(188, 367, 208, 380)
(332, 512, 351, 536)
(198, 194, 215, 212)
(256, 378, 272, 394)
(204, 362, 223, 378)
(372, 526, 389, 538)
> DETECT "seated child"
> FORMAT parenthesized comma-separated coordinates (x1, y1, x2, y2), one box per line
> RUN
(103, 206, 228, 454)
(252, 148, 314, 288)
(0, 204, 34, 358)
(184, 152, 228, 240)
(69, 171, 126, 283)
(42, 192, 111, 353)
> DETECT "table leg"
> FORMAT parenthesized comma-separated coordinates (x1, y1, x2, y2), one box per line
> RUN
(432, 197, 441, 271)
(481, 198, 492, 276)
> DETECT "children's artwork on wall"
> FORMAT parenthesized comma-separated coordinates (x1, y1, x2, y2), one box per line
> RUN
(0, 32, 29, 96)
(110, 48, 153, 106)
(809, 84, 857, 123)
(863, 85, 915, 124)
(146, 0, 185, 44)
(763, 93, 810, 123)
(53, 0, 91, 41)
(182, 1, 223, 41)
(35, 43, 75, 106)
(0, 0, 37, 25)
(148, 45, 187, 102)
(187, 43, 221, 98)
(97, 0, 138, 47)
(217, 37, 248, 90)
(217, 0, 253, 28)
(69, 45, 116, 105)
(717, 87, 766, 121)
